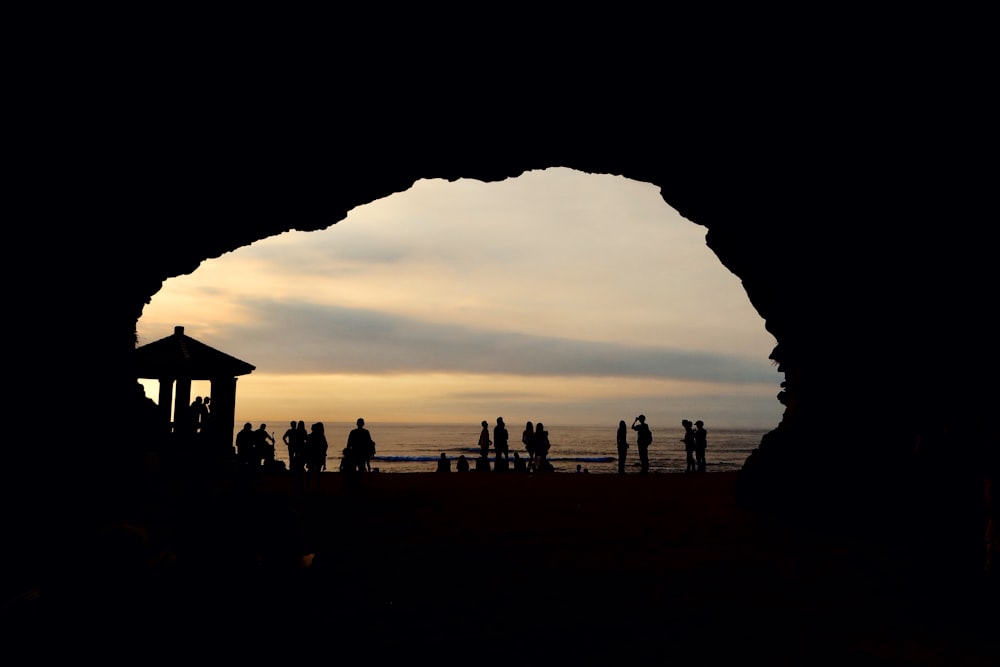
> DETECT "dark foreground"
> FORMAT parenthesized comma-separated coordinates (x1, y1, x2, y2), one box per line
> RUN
(11, 470, 999, 665)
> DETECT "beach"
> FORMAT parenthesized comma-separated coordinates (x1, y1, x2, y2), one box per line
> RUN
(14, 468, 998, 664)
(238, 421, 770, 475)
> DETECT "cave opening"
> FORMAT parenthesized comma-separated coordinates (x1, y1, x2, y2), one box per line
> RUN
(137, 168, 782, 467)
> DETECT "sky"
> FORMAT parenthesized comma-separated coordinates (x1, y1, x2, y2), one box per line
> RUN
(137, 168, 782, 430)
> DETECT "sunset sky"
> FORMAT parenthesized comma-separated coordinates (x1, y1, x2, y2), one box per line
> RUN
(137, 168, 781, 430)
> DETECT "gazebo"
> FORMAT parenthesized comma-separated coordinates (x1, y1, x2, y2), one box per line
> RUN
(134, 325, 256, 454)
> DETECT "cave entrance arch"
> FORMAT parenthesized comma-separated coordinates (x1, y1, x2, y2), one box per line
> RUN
(137, 169, 782, 458)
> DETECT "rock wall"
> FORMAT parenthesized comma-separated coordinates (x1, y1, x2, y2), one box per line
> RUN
(17, 54, 998, 542)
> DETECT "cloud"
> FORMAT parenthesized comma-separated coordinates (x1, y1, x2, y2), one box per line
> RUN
(210, 298, 777, 383)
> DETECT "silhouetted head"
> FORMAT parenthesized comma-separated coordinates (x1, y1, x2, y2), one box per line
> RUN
(440, 452, 447, 458)
(482, 420, 488, 428)
(243, 422, 252, 430)
(638, 415, 646, 423)
(497, 417, 504, 424)
(357, 418, 365, 426)
(682, 419, 691, 427)
(695, 420, 704, 427)
(536, 423, 544, 431)
(619, 420, 627, 428)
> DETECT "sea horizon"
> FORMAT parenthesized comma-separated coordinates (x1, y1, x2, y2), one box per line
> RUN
(233, 420, 772, 475)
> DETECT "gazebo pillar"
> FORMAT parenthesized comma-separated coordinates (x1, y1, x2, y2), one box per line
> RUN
(156, 378, 174, 429)
(173, 377, 193, 434)
(208, 375, 239, 453)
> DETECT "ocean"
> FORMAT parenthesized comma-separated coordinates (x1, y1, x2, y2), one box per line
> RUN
(237, 421, 770, 474)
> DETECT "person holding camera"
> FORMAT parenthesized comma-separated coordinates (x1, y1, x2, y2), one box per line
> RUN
(632, 415, 652, 474)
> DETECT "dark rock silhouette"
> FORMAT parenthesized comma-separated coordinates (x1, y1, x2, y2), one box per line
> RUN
(12, 44, 999, 663)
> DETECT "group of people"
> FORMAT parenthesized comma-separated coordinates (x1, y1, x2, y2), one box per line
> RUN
(616, 415, 708, 474)
(242, 414, 709, 477)
(281, 420, 332, 490)
(475, 417, 551, 472)
(236, 418, 377, 486)
(235, 422, 279, 469)
(616, 415, 654, 474)
(436, 417, 552, 473)
(681, 419, 709, 473)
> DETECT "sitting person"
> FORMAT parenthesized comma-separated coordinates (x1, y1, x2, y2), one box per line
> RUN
(456, 454, 470, 472)
(436, 452, 451, 473)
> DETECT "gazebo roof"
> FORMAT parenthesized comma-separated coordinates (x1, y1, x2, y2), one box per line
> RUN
(135, 325, 256, 379)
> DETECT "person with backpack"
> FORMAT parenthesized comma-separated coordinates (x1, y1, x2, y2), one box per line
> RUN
(632, 415, 652, 474)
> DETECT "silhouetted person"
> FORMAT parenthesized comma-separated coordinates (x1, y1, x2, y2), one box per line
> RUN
(512, 451, 526, 473)
(478, 420, 492, 459)
(200, 396, 214, 443)
(305, 422, 328, 491)
(362, 434, 376, 473)
(456, 454, 470, 472)
(694, 420, 708, 472)
(632, 415, 652, 474)
(255, 423, 276, 468)
(533, 422, 550, 472)
(617, 420, 629, 474)
(286, 420, 307, 493)
(494, 417, 510, 460)
(190, 396, 208, 433)
(347, 418, 375, 474)
(522, 421, 535, 472)
(282, 420, 298, 463)
(235, 422, 256, 468)
(436, 452, 451, 472)
(681, 419, 696, 473)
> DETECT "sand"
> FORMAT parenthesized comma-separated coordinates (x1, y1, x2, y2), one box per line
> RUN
(11, 469, 999, 664)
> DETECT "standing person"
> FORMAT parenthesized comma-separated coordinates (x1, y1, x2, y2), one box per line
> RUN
(681, 419, 697, 473)
(478, 420, 492, 459)
(255, 424, 276, 468)
(304, 422, 328, 491)
(190, 396, 208, 432)
(616, 420, 629, 474)
(694, 420, 708, 472)
(282, 420, 298, 466)
(288, 420, 307, 494)
(200, 397, 213, 441)
(522, 421, 536, 472)
(494, 417, 510, 461)
(632, 415, 652, 474)
(534, 422, 550, 472)
(436, 452, 451, 473)
(189, 396, 209, 436)
(235, 422, 256, 468)
(347, 418, 375, 474)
